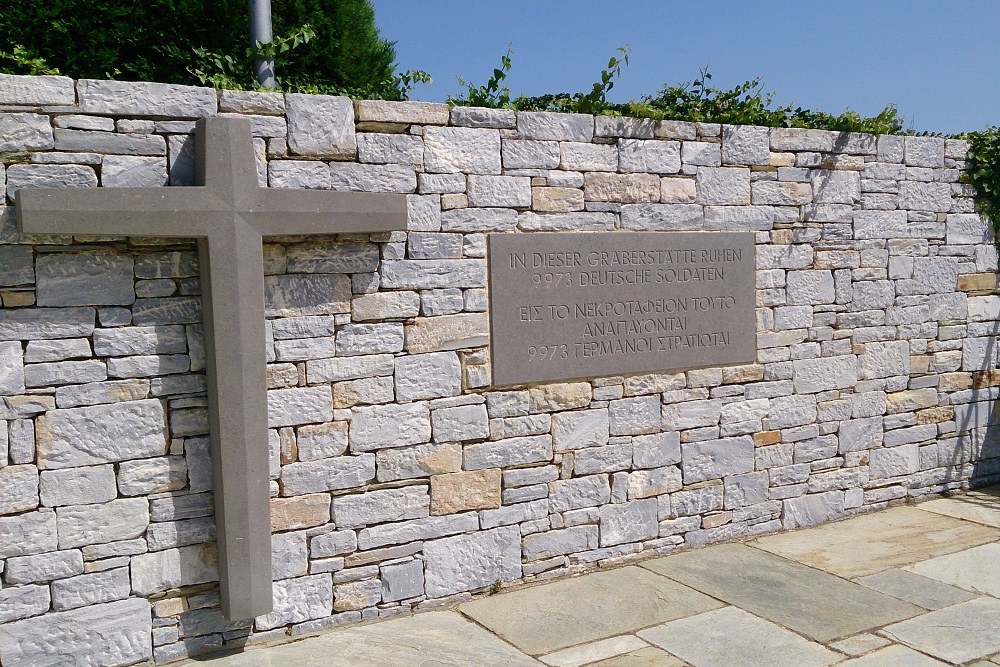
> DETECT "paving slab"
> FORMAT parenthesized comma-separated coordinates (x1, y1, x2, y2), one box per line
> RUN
(641, 543, 922, 642)
(882, 597, 1000, 664)
(587, 646, 683, 667)
(751, 506, 1000, 578)
(916, 490, 1000, 527)
(856, 568, 977, 610)
(637, 606, 839, 667)
(539, 635, 649, 667)
(837, 644, 948, 666)
(459, 566, 721, 655)
(906, 542, 1000, 597)
(828, 633, 893, 657)
(184, 611, 540, 666)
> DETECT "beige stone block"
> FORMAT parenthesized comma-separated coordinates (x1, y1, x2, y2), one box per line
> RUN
(769, 152, 795, 167)
(584, 173, 659, 203)
(532, 187, 584, 212)
(754, 431, 781, 446)
(939, 373, 973, 392)
(271, 493, 330, 531)
(405, 313, 489, 354)
(660, 177, 696, 203)
(431, 469, 501, 515)
(354, 100, 450, 125)
(528, 382, 592, 412)
(702, 511, 733, 529)
(916, 406, 954, 425)
(958, 273, 997, 293)
(722, 364, 765, 384)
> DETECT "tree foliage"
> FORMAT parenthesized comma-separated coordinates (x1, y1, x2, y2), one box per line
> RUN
(0, 0, 420, 99)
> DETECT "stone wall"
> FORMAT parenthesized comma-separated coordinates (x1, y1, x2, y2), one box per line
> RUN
(0, 73, 998, 665)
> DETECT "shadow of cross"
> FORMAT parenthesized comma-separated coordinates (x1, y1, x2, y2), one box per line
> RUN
(14, 116, 407, 621)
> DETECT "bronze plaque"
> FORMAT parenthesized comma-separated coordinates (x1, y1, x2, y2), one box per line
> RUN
(488, 232, 756, 386)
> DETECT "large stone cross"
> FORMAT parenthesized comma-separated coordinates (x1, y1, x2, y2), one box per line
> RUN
(15, 117, 407, 620)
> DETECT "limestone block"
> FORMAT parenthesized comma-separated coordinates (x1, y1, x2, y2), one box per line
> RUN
(599, 498, 658, 546)
(621, 203, 704, 231)
(333, 485, 430, 527)
(662, 398, 726, 430)
(92, 325, 186, 357)
(681, 436, 754, 484)
(218, 89, 284, 114)
(466, 175, 531, 208)
(782, 490, 845, 529)
(946, 213, 991, 245)
(423, 525, 521, 597)
(770, 128, 836, 152)
(56, 498, 149, 548)
(350, 403, 431, 451)
(274, 337, 338, 362)
(100, 155, 168, 187)
(381, 559, 425, 602)
(432, 403, 489, 442)
(522, 526, 598, 560)
(838, 416, 884, 453)
(50, 567, 132, 611)
(792, 355, 858, 394)
(704, 205, 774, 231)
(584, 173, 659, 203)
(516, 112, 593, 141)
(270, 531, 309, 580)
(632, 432, 682, 468)
(395, 352, 462, 401)
(356, 133, 424, 165)
(812, 170, 860, 204)
(549, 475, 611, 512)
(6, 164, 96, 201)
(681, 141, 721, 166)
(0, 509, 57, 558)
(441, 207, 518, 232)
(310, 530, 356, 558)
(118, 457, 187, 495)
(627, 466, 683, 499)
(450, 106, 516, 129)
(281, 453, 375, 495)
(722, 125, 770, 165)
(285, 241, 379, 274)
(0, 598, 152, 667)
(131, 542, 217, 595)
(355, 100, 450, 125)
(328, 162, 416, 193)
(0, 464, 39, 515)
(464, 434, 552, 471)
(854, 210, 909, 239)
(256, 574, 334, 630)
(560, 142, 617, 171)
(36, 399, 166, 469)
(786, 270, 835, 305)
(424, 127, 501, 175)
(618, 139, 681, 173)
(899, 257, 960, 296)
(0, 73, 75, 104)
(25, 359, 106, 387)
(502, 140, 560, 169)
(0, 340, 25, 395)
(518, 211, 616, 231)
(130, 296, 201, 326)
(5, 549, 83, 584)
(0, 113, 53, 152)
(431, 469, 501, 514)
(382, 260, 487, 290)
(271, 493, 330, 531)
(267, 386, 332, 428)
(307, 355, 394, 385)
(870, 444, 920, 479)
(285, 93, 355, 158)
(0, 246, 33, 288)
(751, 180, 812, 205)
(37, 464, 116, 508)
(78, 79, 214, 117)
(859, 341, 911, 380)
(408, 232, 462, 259)
(404, 313, 490, 353)
(898, 181, 952, 212)
(904, 136, 945, 168)
(268, 160, 331, 189)
(696, 166, 751, 205)
(332, 578, 381, 612)
(594, 116, 656, 138)
(609, 396, 661, 436)
(660, 177, 697, 203)
(574, 444, 632, 474)
(357, 512, 478, 550)
(528, 383, 592, 412)
(146, 516, 215, 552)
(375, 442, 463, 482)
(53, 129, 165, 155)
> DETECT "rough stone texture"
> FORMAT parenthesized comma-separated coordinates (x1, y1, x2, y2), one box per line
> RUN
(351, 403, 431, 451)
(431, 469, 502, 514)
(56, 498, 149, 548)
(0, 598, 152, 667)
(35, 400, 166, 469)
(0, 465, 39, 515)
(285, 94, 356, 158)
(424, 526, 521, 597)
(0, 340, 26, 395)
(255, 574, 334, 631)
(0, 113, 54, 152)
(36, 254, 134, 307)
(681, 437, 754, 484)
(130, 543, 218, 595)
(0, 74, 75, 105)
(424, 127, 501, 175)
(332, 485, 429, 528)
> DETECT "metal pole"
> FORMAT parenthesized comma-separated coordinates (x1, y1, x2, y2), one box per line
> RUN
(248, 0, 275, 88)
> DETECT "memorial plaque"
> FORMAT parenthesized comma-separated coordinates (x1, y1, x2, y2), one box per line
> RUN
(488, 232, 756, 386)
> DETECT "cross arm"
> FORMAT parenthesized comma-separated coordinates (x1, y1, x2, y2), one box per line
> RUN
(15, 187, 227, 238)
(249, 190, 407, 237)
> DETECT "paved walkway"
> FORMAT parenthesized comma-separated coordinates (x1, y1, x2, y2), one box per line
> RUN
(189, 489, 1000, 667)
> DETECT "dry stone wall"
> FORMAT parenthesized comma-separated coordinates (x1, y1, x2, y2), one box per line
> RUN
(0, 73, 998, 664)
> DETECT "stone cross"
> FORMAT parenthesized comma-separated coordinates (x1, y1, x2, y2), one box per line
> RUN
(15, 117, 407, 621)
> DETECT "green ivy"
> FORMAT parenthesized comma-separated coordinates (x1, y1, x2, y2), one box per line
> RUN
(962, 127, 1000, 258)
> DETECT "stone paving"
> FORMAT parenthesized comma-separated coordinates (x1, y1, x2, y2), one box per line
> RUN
(187, 490, 1000, 666)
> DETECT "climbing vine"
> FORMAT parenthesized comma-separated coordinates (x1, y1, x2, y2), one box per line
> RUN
(961, 127, 1000, 259)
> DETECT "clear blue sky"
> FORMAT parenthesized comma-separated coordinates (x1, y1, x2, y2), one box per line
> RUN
(371, 0, 999, 135)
